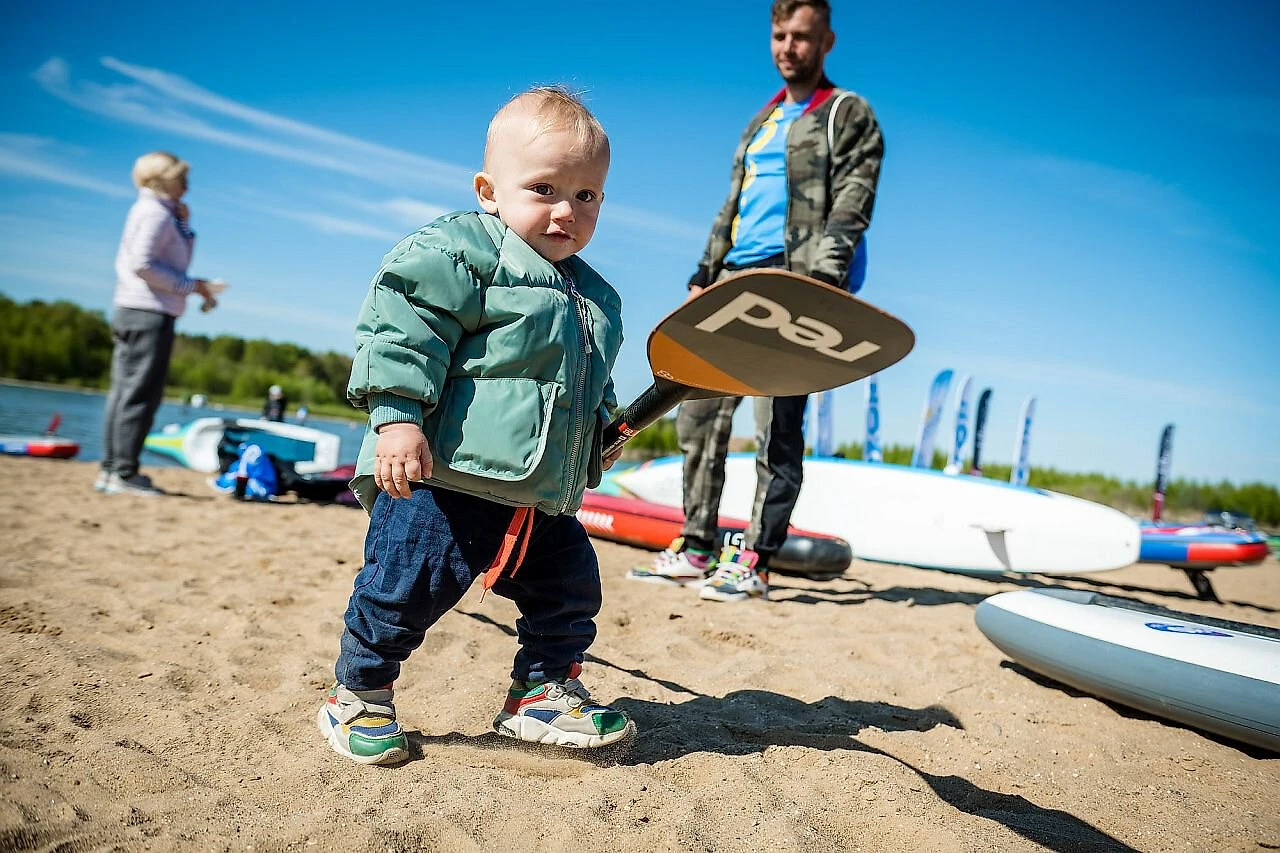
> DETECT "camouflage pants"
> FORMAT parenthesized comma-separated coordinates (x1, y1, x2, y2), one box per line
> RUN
(676, 257, 804, 559)
(676, 394, 772, 552)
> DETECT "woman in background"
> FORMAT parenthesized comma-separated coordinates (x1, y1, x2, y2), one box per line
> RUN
(97, 151, 221, 496)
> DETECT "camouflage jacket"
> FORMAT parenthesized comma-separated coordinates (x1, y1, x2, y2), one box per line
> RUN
(693, 79, 883, 288)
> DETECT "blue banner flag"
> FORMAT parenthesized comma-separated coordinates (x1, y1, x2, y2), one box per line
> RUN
(864, 380, 882, 462)
(1011, 396, 1036, 487)
(912, 369, 953, 468)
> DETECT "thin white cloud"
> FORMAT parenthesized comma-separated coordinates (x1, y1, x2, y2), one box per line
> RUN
(1177, 94, 1280, 140)
(1020, 154, 1256, 251)
(99, 57, 473, 186)
(30, 56, 704, 241)
(331, 195, 452, 229)
(0, 132, 132, 198)
(258, 206, 403, 242)
(921, 347, 1275, 417)
(599, 203, 707, 243)
(0, 261, 111, 296)
(32, 58, 447, 189)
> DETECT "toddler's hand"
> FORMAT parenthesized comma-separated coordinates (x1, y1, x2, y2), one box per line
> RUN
(602, 444, 623, 471)
(374, 422, 432, 498)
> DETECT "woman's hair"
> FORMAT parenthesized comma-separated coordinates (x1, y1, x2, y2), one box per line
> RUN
(131, 151, 189, 196)
(484, 86, 609, 169)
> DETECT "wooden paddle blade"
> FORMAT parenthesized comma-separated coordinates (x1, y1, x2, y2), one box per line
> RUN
(648, 269, 914, 397)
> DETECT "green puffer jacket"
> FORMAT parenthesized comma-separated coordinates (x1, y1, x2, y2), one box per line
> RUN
(346, 211, 624, 516)
(694, 80, 883, 287)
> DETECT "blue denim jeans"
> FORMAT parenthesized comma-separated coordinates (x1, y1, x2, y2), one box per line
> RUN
(336, 484, 601, 690)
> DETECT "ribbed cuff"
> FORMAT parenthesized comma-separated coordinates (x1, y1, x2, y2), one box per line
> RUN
(367, 393, 423, 430)
(687, 265, 711, 290)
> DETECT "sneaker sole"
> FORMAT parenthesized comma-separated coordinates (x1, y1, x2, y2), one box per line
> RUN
(698, 587, 769, 602)
(103, 484, 164, 497)
(492, 713, 637, 749)
(625, 570, 707, 587)
(315, 705, 409, 765)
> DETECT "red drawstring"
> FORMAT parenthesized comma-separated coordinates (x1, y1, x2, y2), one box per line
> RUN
(480, 506, 534, 600)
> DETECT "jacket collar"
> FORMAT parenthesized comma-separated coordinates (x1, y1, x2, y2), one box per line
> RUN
(140, 187, 179, 213)
(762, 76, 837, 115)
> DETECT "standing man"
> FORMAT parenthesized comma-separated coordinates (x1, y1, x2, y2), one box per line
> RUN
(629, 0, 883, 601)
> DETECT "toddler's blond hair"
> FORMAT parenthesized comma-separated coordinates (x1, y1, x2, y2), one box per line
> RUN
(483, 87, 609, 169)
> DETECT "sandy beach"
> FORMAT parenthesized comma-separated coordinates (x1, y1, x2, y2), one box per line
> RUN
(1, 455, 1276, 852)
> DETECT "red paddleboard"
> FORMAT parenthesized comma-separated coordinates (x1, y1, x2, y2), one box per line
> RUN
(0, 436, 80, 459)
(578, 490, 852, 580)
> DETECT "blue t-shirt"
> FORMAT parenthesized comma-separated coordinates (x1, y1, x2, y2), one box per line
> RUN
(724, 98, 810, 266)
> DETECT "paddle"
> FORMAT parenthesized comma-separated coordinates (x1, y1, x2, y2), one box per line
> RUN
(602, 269, 915, 457)
(44, 413, 62, 436)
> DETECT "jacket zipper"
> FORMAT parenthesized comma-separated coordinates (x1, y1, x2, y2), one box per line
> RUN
(560, 266, 591, 514)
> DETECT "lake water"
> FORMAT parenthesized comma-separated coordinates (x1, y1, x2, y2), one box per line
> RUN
(0, 382, 364, 467)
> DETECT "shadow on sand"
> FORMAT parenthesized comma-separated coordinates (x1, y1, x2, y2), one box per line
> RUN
(451, 610, 1136, 851)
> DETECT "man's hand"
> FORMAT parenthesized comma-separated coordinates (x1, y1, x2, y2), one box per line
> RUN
(374, 422, 432, 498)
(683, 284, 705, 304)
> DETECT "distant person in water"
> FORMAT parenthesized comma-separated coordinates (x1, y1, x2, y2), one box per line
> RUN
(262, 384, 288, 422)
(295, 405, 310, 426)
(97, 151, 222, 497)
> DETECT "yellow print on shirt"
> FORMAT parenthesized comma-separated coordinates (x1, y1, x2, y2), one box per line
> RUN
(731, 107, 785, 244)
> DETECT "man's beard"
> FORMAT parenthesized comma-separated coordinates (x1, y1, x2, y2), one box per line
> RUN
(777, 54, 823, 86)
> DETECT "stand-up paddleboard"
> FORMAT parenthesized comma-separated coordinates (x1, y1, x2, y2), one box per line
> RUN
(0, 413, 78, 459)
(1139, 524, 1270, 568)
(615, 455, 1140, 574)
(577, 489, 852, 579)
(603, 270, 914, 456)
(145, 417, 340, 475)
(0, 435, 79, 459)
(975, 589, 1280, 752)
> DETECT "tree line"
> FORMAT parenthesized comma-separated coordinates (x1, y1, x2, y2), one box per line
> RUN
(0, 294, 354, 419)
(4, 293, 1277, 526)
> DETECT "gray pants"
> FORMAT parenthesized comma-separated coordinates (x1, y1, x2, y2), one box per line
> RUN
(101, 307, 176, 478)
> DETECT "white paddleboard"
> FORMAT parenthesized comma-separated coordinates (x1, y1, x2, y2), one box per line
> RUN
(976, 589, 1280, 752)
(146, 417, 340, 475)
(614, 455, 1140, 574)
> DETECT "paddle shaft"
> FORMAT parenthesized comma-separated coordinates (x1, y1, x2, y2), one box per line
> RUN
(602, 379, 699, 458)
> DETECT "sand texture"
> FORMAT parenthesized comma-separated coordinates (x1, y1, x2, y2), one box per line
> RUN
(1, 456, 1277, 852)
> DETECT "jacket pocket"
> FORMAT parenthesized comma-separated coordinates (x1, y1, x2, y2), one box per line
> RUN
(431, 376, 560, 481)
(586, 414, 604, 490)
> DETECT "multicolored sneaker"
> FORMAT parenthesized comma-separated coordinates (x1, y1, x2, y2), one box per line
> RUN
(626, 537, 717, 586)
(493, 662, 635, 748)
(699, 546, 769, 602)
(316, 682, 409, 765)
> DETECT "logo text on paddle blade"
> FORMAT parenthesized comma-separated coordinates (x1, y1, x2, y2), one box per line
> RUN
(694, 291, 881, 363)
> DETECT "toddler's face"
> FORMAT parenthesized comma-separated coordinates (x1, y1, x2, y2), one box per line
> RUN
(476, 124, 608, 263)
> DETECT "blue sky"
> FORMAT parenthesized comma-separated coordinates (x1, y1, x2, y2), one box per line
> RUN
(2, 1, 1277, 488)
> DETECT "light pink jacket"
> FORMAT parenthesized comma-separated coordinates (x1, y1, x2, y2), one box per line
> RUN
(113, 188, 197, 317)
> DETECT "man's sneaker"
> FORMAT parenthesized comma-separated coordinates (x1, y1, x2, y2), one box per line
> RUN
(316, 682, 409, 765)
(493, 662, 635, 749)
(626, 537, 717, 586)
(699, 546, 769, 602)
(93, 469, 109, 492)
(103, 472, 164, 496)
